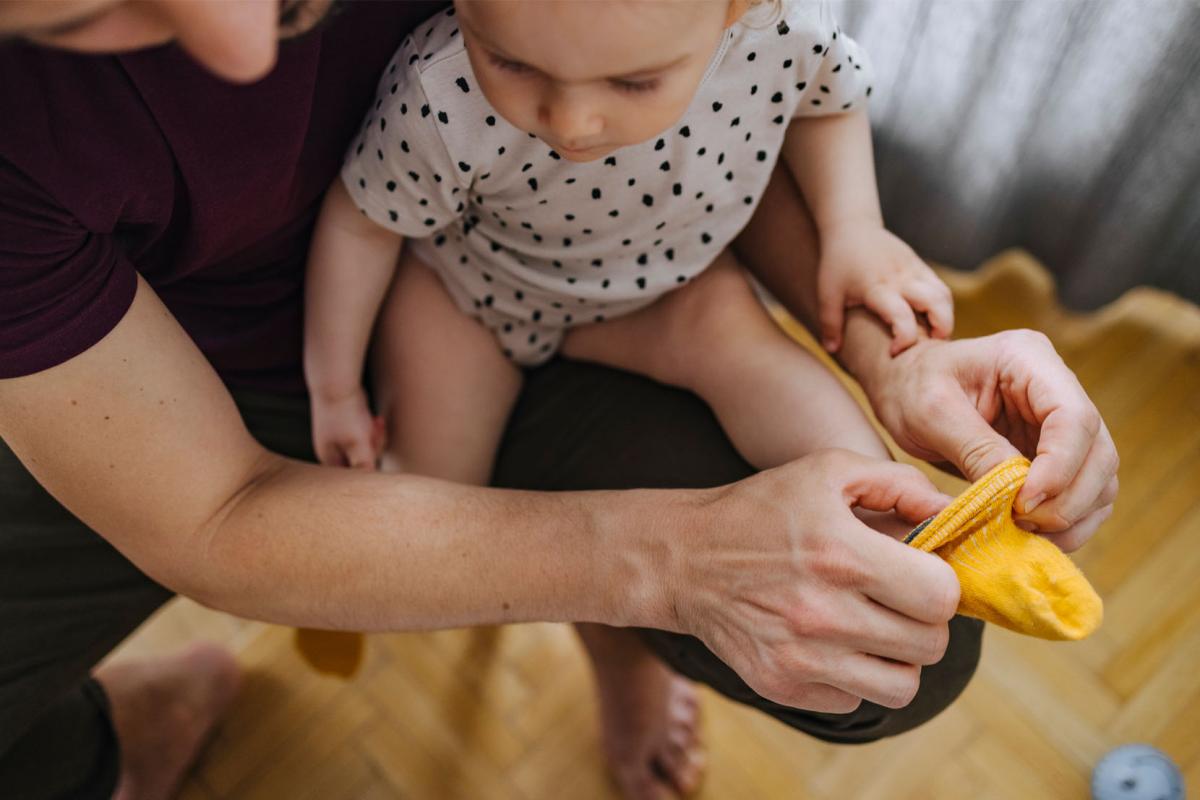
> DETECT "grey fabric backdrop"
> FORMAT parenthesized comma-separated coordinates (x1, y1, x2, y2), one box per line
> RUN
(834, 0, 1200, 309)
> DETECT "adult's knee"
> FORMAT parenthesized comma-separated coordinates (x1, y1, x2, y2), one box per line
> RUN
(636, 615, 985, 744)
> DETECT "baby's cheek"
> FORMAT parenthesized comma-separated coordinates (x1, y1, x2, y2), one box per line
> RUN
(483, 83, 535, 131)
(621, 90, 692, 146)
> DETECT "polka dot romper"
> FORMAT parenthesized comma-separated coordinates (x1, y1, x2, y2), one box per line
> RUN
(344, 1, 873, 365)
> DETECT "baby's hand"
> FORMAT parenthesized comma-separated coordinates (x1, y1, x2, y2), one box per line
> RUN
(310, 387, 385, 470)
(817, 225, 954, 355)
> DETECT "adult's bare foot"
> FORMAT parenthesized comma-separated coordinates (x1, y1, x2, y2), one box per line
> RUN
(95, 642, 241, 800)
(576, 623, 706, 799)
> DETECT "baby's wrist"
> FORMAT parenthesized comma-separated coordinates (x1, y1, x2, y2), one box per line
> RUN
(816, 212, 884, 240)
(308, 381, 366, 407)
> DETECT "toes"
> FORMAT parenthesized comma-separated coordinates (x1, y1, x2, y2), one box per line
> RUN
(661, 679, 705, 795)
(668, 680, 701, 725)
(679, 749, 707, 794)
(667, 724, 693, 753)
(616, 765, 675, 800)
(680, 687, 700, 710)
(656, 740, 707, 796)
(669, 699, 699, 736)
(668, 692, 701, 748)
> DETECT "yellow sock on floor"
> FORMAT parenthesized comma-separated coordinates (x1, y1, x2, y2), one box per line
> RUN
(294, 628, 365, 677)
(905, 456, 1103, 640)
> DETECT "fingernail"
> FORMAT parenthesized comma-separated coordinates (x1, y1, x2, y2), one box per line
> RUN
(1021, 494, 1045, 514)
(823, 338, 838, 351)
(1015, 519, 1039, 533)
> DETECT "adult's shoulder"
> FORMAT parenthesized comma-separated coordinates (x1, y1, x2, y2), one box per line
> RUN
(0, 42, 166, 231)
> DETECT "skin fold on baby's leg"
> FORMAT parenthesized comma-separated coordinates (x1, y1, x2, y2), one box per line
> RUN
(370, 249, 522, 483)
(561, 248, 892, 473)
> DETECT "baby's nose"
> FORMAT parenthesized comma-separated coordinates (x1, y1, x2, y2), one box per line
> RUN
(541, 96, 603, 143)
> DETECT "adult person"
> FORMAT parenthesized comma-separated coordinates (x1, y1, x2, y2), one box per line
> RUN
(0, 2, 1118, 799)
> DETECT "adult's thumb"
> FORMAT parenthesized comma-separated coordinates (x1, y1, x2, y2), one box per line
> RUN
(926, 391, 1022, 482)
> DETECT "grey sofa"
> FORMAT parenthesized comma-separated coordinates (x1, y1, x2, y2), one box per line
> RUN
(839, 0, 1199, 308)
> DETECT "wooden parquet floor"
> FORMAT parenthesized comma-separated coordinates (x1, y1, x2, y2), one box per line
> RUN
(109, 250, 1200, 799)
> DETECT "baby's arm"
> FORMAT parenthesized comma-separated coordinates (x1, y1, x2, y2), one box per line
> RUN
(782, 111, 953, 354)
(304, 179, 404, 468)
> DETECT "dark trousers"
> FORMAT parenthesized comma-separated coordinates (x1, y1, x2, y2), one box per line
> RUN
(0, 360, 983, 798)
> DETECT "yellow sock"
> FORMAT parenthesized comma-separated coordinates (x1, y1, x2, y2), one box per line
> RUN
(905, 457, 1103, 640)
(294, 628, 365, 677)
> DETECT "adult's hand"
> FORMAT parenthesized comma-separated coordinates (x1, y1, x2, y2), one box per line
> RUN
(734, 163, 1118, 555)
(858, 326, 1119, 552)
(670, 449, 960, 713)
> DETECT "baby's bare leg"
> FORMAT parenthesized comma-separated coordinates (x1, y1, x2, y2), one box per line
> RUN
(561, 249, 888, 470)
(371, 250, 522, 484)
(563, 253, 909, 795)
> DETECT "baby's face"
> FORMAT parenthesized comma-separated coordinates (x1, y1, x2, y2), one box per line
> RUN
(457, 0, 734, 162)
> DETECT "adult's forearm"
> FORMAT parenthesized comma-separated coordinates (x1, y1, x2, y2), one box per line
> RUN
(0, 278, 685, 638)
(189, 458, 689, 633)
(1, 276, 983, 713)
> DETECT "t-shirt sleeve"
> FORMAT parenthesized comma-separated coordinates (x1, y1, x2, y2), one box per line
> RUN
(788, 3, 875, 118)
(340, 38, 468, 238)
(0, 157, 137, 379)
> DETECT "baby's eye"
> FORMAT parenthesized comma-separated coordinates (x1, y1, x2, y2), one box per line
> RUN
(488, 53, 531, 74)
(610, 78, 660, 94)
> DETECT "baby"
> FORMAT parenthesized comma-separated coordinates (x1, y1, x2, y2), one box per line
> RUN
(304, 0, 954, 482)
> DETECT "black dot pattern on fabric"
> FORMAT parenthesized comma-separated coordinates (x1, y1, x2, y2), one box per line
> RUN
(342, 2, 873, 366)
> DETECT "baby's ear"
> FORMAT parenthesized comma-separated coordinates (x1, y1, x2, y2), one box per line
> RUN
(724, 0, 756, 28)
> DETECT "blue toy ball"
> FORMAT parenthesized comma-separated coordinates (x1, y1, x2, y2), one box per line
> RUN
(1092, 744, 1185, 800)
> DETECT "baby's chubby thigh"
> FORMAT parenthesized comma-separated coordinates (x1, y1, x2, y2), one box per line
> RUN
(370, 244, 528, 482)
(561, 248, 798, 389)
(405, 241, 568, 367)
(562, 248, 893, 468)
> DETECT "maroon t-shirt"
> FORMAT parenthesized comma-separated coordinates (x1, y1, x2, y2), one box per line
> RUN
(0, 2, 440, 391)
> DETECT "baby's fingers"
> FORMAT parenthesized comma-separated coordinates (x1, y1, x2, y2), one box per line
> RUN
(343, 437, 378, 471)
(905, 280, 955, 339)
(818, 283, 849, 352)
(864, 285, 920, 355)
(315, 440, 347, 468)
(318, 434, 365, 469)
